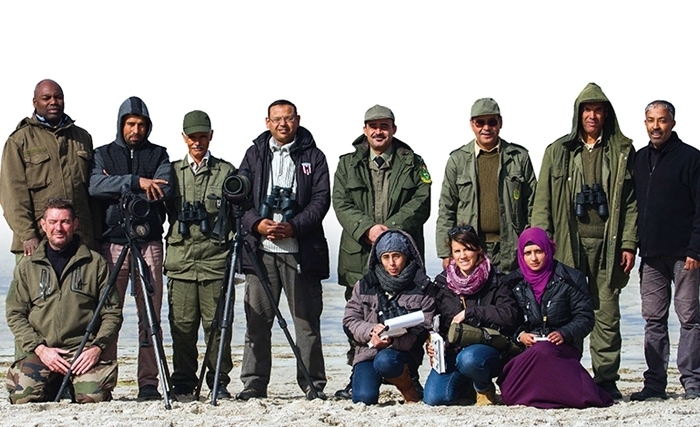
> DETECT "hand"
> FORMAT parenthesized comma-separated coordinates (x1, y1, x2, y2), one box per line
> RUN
(441, 257, 450, 269)
(23, 237, 39, 256)
(620, 249, 635, 274)
(519, 333, 538, 348)
(364, 224, 388, 245)
(547, 331, 564, 345)
(138, 177, 168, 200)
(684, 257, 700, 270)
(71, 346, 102, 376)
(35, 345, 71, 374)
(271, 222, 294, 240)
(451, 310, 466, 325)
(425, 339, 435, 358)
(370, 323, 391, 349)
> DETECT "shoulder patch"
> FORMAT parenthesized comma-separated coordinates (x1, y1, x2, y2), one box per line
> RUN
(419, 164, 432, 184)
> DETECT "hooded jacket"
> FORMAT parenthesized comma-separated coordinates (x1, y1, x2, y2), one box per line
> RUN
(505, 261, 594, 353)
(531, 83, 637, 289)
(1, 114, 95, 252)
(333, 135, 431, 287)
(436, 138, 537, 273)
(239, 126, 330, 279)
(634, 132, 700, 260)
(342, 229, 435, 367)
(5, 237, 123, 355)
(88, 97, 172, 244)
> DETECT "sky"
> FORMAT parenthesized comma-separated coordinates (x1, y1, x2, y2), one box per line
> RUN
(1, 0, 698, 278)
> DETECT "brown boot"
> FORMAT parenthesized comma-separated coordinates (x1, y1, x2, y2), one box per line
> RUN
(475, 383, 498, 406)
(386, 365, 421, 403)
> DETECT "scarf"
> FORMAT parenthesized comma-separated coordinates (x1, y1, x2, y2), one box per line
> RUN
(373, 259, 419, 294)
(517, 227, 556, 303)
(445, 255, 491, 296)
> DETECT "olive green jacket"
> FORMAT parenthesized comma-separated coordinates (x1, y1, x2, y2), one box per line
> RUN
(333, 136, 431, 287)
(0, 114, 94, 252)
(435, 139, 537, 273)
(531, 83, 637, 289)
(5, 238, 122, 356)
(164, 154, 235, 281)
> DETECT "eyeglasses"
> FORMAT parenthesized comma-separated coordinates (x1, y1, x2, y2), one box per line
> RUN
(448, 225, 476, 237)
(269, 116, 297, 124)
(472, 118, 499, 128)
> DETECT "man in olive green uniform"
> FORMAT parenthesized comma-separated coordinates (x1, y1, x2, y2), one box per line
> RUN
(532, 83, 637, 400)
(436, 98, 536, 273)
(332, 105, 431, 398)
(164, 110, 236, 398)
(1, 79, 95, 261)
(6, 198, 121, 404)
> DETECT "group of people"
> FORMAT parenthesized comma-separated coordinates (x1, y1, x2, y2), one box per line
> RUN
(2, 79, 699, 409)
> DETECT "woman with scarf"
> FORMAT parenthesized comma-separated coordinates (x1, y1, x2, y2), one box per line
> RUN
(497, 227, 613, 408)
(342, 229, 435, 405)
(423, 225, 518, 406)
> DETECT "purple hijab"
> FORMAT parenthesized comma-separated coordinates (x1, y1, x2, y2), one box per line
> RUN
(517, 227, 556, 303)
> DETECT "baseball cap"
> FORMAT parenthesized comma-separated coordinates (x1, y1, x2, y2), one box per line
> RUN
(471, 98, 501, 118)
(183, 110, 211, 135)
(364, 105, 395, 122)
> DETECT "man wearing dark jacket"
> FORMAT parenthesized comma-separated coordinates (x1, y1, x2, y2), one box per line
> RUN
(236, 100, 330, 401)
(631, 101, 700, 401)
(88, 96, 172, 400)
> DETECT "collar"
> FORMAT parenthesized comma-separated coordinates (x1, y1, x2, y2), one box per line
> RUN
(188, 151, 210, 171)
(474, 138, 501, 156)
(35, 113, 69, 129)
(369, 144, 395, 163)
(578, 130, 604, 151)
(269, 137, 295, 152)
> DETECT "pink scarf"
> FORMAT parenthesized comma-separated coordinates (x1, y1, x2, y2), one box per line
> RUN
(446, 256, 491, 296)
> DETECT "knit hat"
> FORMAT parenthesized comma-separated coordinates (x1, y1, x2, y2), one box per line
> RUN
(364, 105, 395, 122)
(471, 98, 500, 118)
(183, 110, 211, 135)
(375, 232, 411, 257)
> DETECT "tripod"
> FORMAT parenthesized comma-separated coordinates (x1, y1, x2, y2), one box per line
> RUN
(55, 208, 174, 409)
(195, 205, 319, 404)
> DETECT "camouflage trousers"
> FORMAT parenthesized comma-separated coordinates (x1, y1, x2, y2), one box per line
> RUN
(6, 353, 118, 404)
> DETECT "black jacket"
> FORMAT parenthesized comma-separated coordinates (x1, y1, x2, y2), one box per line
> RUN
(431, 267, 519, 348)
(239, 126, 330, 278)
(505, 261, 594, 353)
(634, 132, 700, 260)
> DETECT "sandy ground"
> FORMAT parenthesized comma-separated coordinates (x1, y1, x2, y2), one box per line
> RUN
(2, 282, 700, 426)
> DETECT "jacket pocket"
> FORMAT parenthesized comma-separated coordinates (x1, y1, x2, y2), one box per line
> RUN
(24, 150, 52, 190)
(505, 174, 526, 227)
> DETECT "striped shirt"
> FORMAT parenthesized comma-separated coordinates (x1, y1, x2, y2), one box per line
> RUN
(262, 137, 299, 253)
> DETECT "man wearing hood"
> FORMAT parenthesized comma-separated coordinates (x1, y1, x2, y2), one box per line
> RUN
(236, 100, 330, 401)
(631, 101, 700, 401)
(88, 96, 172, 400)
(1, 79, 95, 260)
(333, 105, 431, 398)
(532, 83, 637, 400)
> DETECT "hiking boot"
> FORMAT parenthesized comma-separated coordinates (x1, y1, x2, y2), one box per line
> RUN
(630, 387, 668, 401)
(137, 384, 162, 401)
(599, 381, 623, 400)
(684, 388, 700, 400)
(386, 365, 421, 403)
(306, 389, 328, 400)
(235, 388, 267, 400)
(172, 384, 194, 396)
(334, 382, 352, 399)
(475, 383, 498, 406)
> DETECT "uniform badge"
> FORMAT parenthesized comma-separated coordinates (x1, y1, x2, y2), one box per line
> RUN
(513, 189, 521, 200)
(419, 164, 432, 184)
(302, 162, 312, 175)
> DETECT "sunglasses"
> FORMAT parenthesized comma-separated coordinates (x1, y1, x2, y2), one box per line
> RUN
(472, 118, 499, 128)
(448, 225, 476, 237)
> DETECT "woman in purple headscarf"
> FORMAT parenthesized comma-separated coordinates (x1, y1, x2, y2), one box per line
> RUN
(496, 227, 613, 408)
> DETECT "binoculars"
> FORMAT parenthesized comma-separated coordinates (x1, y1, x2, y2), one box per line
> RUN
(575, 184, 609, 218)
(378, 296, 409, 324)
(178, 201, 210, 236)
(259, 185, 297, 222)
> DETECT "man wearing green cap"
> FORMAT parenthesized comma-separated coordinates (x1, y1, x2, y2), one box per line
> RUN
(436, 98, 536, 274)
(532, 83, 637, 400)
(332, 104, 431, 398)
(163, 110, 236, 399)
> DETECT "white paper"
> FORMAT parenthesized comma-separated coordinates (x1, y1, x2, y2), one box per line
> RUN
(429, 331, 446, 373)
(379, 310, 425, 338)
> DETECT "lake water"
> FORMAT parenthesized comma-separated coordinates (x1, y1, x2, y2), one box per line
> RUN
(0, 250, 680, 373)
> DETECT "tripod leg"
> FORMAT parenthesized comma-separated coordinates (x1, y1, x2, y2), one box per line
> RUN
(54, 243, 129, 402)
(133, 247, 173, 410)
(241, 240, 320, 399)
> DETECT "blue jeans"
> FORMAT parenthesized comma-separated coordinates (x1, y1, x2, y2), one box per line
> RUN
(352, 349, 412, 404)
(424, 344, 503, 406)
